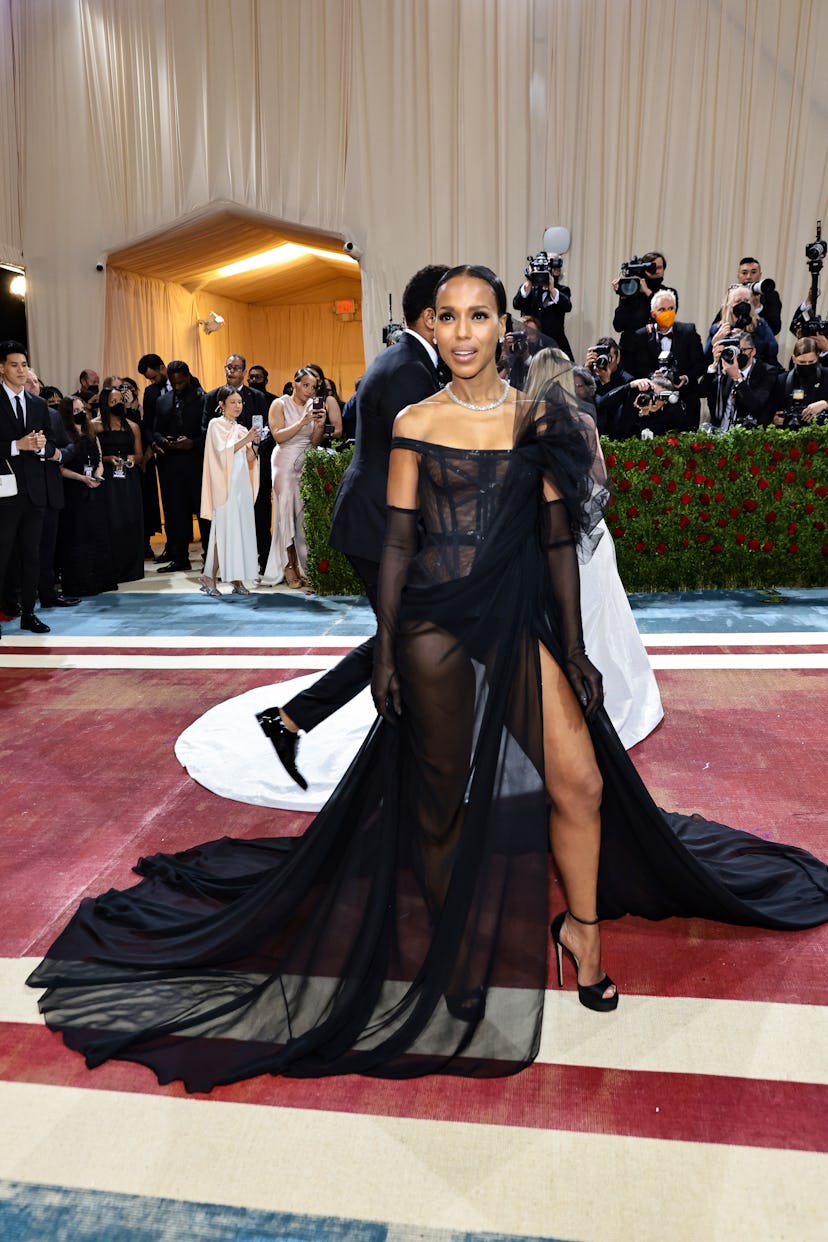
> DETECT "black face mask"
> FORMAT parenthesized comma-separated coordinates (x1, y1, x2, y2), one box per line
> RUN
(795, 362, 817, 379)
(732, 302, 752, 326)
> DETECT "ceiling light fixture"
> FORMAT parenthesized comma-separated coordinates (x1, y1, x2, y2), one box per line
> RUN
(215, 243, 359, 280)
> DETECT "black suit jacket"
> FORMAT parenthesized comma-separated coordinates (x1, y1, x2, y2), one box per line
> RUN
(0, 389, 55, 506)
(202, 384, 267, 434)
(630, 321, 706, 422)
(701, 360, 777, 427)
(329, 333, 440, 562)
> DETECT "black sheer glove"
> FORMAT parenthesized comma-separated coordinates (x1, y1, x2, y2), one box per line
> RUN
(372, 505, 418, 723)
(542, 498, 603, 718)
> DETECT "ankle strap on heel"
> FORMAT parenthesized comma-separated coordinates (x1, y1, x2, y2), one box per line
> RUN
(568, 910, 600, 925)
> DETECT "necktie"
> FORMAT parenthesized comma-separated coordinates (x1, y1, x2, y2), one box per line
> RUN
(14, 394, 24, 432)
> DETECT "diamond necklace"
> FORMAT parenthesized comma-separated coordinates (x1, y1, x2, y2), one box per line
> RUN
(445, 379, 510, 411)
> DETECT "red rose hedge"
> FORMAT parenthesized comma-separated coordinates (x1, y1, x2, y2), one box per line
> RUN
(303, 430, 828, 596)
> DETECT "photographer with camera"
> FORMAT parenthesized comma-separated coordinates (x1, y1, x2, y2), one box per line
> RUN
(512, 252, 573, 358)
(709, 258, 782, 337)
(584, 337, 634, 436)
(630, 288, 705, 425)
(612, 250, 669, 372)
(700, 331, 775, 430)
(705, 285, 778, 369)
(772, 338, 828, 429)
(502, 316, 554, 390)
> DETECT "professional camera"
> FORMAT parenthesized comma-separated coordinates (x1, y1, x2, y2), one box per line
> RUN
(618, 255, 655, 298)
(718, 335, 742, 365)
(510, 331, 528, 354)
(742, 277, 776, 297)
(589, 346, 612, 371)
(525, 252, 551, 288)
(805, 229, 827, 267)
(382, 320, 404, 346)
(654, 350, 682, 387)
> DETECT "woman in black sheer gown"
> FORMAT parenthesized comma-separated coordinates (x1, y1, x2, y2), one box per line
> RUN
(28, 268, 827, 1091)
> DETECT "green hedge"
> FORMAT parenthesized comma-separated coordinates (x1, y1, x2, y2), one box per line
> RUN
(303, 429, 828, 595)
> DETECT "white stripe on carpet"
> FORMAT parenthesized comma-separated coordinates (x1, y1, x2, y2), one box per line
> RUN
(5, 959, 826, 1084)
(0, 1082, 823, 1241)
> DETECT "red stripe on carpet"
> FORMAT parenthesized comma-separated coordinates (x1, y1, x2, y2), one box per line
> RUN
(0, 1020, 824, 1152)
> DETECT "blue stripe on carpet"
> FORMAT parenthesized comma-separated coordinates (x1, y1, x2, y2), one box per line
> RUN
(0, 1180, 568, 1242)
(629, 587, 828, 632)
(7, 587, 827, 639)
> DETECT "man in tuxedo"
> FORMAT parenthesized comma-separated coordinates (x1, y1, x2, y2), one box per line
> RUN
(154, 361, 207, 571)
(24, 369, 80, 608)
(257, 263, 449, 788)
(0, 341, 61, 635)
(700, 331, 776, 429)
(203, 354, 270, 568)
(630, 288, 706, 428)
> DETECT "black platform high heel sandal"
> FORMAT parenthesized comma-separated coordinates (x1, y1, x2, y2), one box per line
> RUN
(550, 910, 619, 1013)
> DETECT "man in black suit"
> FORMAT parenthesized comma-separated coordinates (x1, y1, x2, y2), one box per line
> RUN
(257, 263, 449, 787)
(630, 288, 706, 428)
(24, 369, 80, 609)
(709, 258, 783, 338)
(154, 361, 207, 572)
(700, 331, 776, 429)
(203, 354, 270, 568)
(512, 253, 573, 358)
(0, 341, 61, 635)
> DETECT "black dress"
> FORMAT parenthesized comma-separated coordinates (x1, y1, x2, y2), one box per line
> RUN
(98, 423, 144, 583)
(28, 393, 828, 1091)
(57, 438, 117, 598)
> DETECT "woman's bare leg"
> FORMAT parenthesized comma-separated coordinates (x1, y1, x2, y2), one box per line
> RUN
(539, 643, 615, 996)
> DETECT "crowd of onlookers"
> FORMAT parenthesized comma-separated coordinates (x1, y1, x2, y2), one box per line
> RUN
(0, 344, 353, 628)
(502, 250, 828, 439)
(1, 251, 826, 626)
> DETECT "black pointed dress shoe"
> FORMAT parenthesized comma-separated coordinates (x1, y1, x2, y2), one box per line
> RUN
(156, 560, 191, 573)
(40, 593, 81, 608)
(255, 709, 308, 790)
(20, 613, 50, 634)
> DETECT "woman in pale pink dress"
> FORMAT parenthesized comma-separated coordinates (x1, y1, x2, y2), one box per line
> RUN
(261, 367, 326, 587)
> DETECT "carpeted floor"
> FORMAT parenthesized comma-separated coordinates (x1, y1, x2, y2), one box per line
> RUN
(1, 570, 826, 1242)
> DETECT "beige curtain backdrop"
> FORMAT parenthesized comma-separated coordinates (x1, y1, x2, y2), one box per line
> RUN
(104, 268, 366, 397)
(3, 0, 827, 389)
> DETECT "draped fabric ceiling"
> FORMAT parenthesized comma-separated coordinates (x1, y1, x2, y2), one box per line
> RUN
(1, 0, 827, 397)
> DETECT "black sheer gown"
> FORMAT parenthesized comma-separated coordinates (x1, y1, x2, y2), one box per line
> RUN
(98, 424, 144, 583)
(28, 393, 828, 1091)
(58, 438, 118, 598)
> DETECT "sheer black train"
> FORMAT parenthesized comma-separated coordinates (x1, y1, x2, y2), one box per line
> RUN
(28, 392, 828, 1091)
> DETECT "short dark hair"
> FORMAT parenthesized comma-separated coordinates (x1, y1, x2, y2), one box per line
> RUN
(137, 353, 164, 375)
(402, 264, 451, 325)
(434, 265, 507, 318)
(739, 256, 760, 267)
(248, 364, 268, 380)
(0, 339, 28, 363)
(166, 360, 191, 377)
(215, 385, 237, 407)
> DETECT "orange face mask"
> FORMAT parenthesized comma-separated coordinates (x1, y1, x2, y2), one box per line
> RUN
(654, 309, 676, 331)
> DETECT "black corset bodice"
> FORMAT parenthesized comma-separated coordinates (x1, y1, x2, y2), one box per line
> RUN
(392, 437, 515, 585)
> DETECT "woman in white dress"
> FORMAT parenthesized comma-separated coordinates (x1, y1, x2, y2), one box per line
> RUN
(198, 386, 260, 597)
(261, 367, 326, 587)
